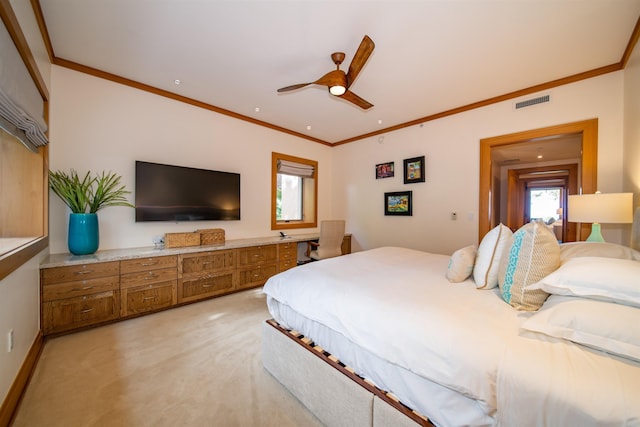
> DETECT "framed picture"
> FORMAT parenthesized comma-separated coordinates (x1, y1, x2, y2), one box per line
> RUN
(403, 156, 425, 184)
(375, 161, 395, 179)
(384, 191, 412, 216)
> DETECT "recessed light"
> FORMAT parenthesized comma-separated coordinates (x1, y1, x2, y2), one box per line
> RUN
(174, 79, 181, 85)
(306, 125, 312, 131)
(255, 107, 260, 113)
(378, 119, 383, 125)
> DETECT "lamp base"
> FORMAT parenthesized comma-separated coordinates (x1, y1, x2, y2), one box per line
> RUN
(586, 222, 605, 242)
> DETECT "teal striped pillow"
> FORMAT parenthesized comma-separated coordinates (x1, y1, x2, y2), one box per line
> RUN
(499, 221, 560, 311)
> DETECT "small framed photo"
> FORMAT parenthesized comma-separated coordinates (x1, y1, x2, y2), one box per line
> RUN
(384, 191, 412, 216)
(403, 156, 425, 184)
(375, 161, 395, 179)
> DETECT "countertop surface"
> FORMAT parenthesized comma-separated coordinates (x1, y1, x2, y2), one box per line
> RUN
(41, 233, 331, 268)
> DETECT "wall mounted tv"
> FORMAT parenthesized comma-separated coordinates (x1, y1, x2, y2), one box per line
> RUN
(135, 161, 240, 222)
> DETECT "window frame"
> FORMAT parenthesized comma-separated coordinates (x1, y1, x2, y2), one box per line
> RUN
(271, 152, 318, 230)
(0, 6, 50, 281)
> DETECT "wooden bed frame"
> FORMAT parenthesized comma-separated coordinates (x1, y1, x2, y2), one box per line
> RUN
(262, 319, 433, 427)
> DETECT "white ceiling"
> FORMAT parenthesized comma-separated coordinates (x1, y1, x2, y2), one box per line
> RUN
(38, 0, 640, 145)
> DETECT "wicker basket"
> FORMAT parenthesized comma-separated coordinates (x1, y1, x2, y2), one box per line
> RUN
(164, 232, 201, 248)
(197, 228, 225, 246)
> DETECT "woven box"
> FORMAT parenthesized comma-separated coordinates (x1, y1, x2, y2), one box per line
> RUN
(197, 228, 225, 246)
(164, 232, 201, 248)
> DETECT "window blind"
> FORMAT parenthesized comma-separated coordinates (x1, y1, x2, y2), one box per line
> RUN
(277, 159, 315, 177)
(0, 18, 48, 152)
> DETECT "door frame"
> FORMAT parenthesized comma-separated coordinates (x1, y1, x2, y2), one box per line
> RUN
(479, 119, 598, 241)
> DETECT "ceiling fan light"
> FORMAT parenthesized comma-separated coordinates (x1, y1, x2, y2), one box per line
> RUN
(330, 85, 346, 96)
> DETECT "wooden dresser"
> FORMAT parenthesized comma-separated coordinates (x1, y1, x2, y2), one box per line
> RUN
(40, 234, 351, 336)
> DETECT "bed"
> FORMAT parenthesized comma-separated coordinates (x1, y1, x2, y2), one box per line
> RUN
(262, 221, 640, 426)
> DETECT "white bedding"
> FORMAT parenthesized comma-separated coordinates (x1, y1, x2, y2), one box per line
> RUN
(497, 330, 640, 426)
(263, 246, 640, 426)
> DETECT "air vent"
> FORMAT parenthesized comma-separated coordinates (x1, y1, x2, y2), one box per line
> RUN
(514, 94, 551, 110)
(502, 158, 521, 164)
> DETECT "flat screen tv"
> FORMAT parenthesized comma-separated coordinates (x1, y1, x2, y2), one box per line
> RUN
(135, 161, 240, 222)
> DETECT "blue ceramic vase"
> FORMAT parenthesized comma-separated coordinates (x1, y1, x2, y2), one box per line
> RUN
(68, 213, 99, 255)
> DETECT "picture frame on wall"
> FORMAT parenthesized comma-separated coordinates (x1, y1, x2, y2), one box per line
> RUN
(403, 156, 425, 184)
(384, 191, 412, 216)
(375, 161, 395, 179)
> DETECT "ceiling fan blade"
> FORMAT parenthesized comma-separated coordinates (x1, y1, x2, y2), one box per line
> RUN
(314, 69, 347, 88)
(277, 83, 313, 93)
(346, 35, 375, 87)
(339, 90, 374, 110)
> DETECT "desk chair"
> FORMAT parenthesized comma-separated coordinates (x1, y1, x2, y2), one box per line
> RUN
(307, 220, 345, 260)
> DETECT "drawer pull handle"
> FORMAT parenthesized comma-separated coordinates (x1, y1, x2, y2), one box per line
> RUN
(202, 284, 213, 288)
(202, 261, 212, 265)
(80, 308, 94, 314)
(72, 286, 94, 291)
(74, 270, 92, 275)
(144, 275, 157, 280)
(141, 262, 157, 266)
(143, 296, 155, 301)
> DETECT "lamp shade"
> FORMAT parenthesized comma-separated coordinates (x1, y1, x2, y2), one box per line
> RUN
(568, 192, 633, 224)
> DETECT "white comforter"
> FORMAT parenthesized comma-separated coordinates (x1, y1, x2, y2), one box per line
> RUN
(263, 246, 640, 426)
(263, 246, 519, 413)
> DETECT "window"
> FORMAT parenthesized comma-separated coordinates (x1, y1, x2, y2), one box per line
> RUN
(0, 128, 48, 280)
(271, 152, 317, 230)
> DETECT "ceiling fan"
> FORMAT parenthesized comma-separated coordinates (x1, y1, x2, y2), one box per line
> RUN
(277, 35, 375, 109)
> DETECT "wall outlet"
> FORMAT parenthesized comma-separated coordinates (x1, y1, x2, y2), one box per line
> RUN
(7, 329, 13, 352)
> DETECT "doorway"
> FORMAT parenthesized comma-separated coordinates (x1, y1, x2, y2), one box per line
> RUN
(505, 164, 578, 242)
(479, 119, 598, 241)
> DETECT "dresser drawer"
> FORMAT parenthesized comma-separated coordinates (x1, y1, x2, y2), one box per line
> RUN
(120, 267, 178, 289)
(41, 261, 120, 285)
(279, 258, 297, 272)
(278, 242, 297, 261)
(42, 276, 119, 302)
(238, 245, 277, 267)
(121, 280, 176, 317)
(238, 263, 278, 289)
(120, 256, 177, 274)
(42, 290, 120, 335)
(180, 250, 235, 274)
(178, 271, 235, 303)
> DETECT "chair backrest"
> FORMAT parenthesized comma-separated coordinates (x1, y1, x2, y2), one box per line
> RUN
(316, 220, 345, 259)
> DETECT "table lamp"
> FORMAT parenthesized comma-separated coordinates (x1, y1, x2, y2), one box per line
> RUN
(567, 192, 633, 242)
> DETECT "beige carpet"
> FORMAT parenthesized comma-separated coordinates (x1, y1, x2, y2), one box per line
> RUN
(13, 288, 323, 427)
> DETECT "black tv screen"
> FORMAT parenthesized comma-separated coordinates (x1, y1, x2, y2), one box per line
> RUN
(135, 161, 240, 222)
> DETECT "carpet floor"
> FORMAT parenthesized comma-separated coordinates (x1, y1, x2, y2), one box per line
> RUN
(12, 288, 323, 427)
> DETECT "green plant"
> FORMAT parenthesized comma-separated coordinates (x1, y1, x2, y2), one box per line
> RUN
(49, 169, 134, 214)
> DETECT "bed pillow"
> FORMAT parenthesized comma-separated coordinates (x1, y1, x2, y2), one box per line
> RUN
(559, 241, 640, 264)
(531, 256, 640, 308)
(473, 224, 513, 289)
(446, 245, 477, 282)
(499, 221, 560, 311)
(521, 295, 640, 363)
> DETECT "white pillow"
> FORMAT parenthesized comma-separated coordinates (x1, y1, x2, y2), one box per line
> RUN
(473, 224, 513, 289)
(446, 245, 477, 283)
(559, 241, 640, 264)
(521, 295, 640, 362)
(532, 256, 640, 308)
(499, 221, 560, 311)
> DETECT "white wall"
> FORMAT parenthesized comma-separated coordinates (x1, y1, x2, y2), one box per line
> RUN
(332, 72, 626, 255)
(624, 36, 640, 211)
(0, 250, 47, 403)
(48, 66, 333, 253)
